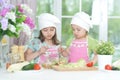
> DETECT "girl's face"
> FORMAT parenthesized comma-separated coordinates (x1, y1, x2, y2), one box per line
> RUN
(71, 24, 87, 39)
(41, 27, 56, 40)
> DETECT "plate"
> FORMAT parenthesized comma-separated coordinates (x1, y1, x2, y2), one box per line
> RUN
(52, 65, 98, 71)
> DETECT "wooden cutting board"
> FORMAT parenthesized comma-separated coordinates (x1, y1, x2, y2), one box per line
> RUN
(52, 65, 98, 71)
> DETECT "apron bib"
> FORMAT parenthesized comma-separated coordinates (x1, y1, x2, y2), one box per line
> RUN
(69, 40, 89, 63)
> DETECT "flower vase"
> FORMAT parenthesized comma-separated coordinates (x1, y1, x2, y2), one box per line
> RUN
(0, 36, 3, 42)
(0, 36, 3, 68)
(0, 40, 2, 68)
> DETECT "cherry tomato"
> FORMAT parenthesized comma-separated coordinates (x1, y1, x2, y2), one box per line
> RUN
(34, 63, 41, 70)
(105, 64, 112, 70)
(86, 62, 93, 67)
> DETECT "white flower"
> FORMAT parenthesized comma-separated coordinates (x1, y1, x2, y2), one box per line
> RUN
(23, 24, 31, 36)
(17, 23, 31, 36)
(5, 12, 16, 22)
(21, 4, 32, 14)
(8, 24, 16, 33)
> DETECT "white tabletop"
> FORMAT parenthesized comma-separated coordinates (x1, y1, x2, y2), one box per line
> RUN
(0, 68, 120, 80)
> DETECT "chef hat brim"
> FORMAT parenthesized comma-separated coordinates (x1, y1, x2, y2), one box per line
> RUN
(38, 13, 60, 30)
(71, 12, 92, 32)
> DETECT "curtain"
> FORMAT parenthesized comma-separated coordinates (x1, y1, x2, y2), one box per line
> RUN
(92, 0, 101, 25)
(92, 0, 108, 41)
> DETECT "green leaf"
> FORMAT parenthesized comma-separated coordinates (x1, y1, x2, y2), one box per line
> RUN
(96, 41, 115, 55)
(6, 30, 19, 38)
(8, 19, 16, 26)
(16, 15, 26, 24)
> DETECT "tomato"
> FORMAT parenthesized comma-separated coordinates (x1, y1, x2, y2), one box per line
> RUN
(34, 63, 41, 70)
(105, 64, 112, 70)
(86, 62, 93, 67)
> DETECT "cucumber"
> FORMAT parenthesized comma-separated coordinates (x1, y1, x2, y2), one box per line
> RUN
(112, 66, 120, 70)
(22, 63, 35, 70)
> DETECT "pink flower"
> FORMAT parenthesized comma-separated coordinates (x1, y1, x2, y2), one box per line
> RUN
(17, 5, 23, 13)
(0, 8, 9, 17)
(24, 17, 35, 29)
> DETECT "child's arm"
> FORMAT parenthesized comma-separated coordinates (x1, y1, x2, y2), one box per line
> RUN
(24, 48, 41, 61)
(58, 46, 69, 57)
(87, 51, 98, 66)
(88, 36, 98, 65)
(62, 48, 70, 57)
(90, 52, 98, 65)
(24, 46, 48, 61)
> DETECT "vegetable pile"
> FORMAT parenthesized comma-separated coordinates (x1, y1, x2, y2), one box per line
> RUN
(103, 59, 120, 71)
(7, 61, 41, 72)
(58, 59, 86, 68)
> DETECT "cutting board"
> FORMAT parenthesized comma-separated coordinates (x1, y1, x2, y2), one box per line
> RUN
(52, 65, 98, 71)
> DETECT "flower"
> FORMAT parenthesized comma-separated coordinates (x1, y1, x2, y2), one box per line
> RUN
(0, 0, 35, 41)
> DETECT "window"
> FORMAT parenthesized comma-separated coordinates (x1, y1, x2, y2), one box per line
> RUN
(108, 0, 120, 46)
(108, 0, 120, 61)
(36, 0, 120, 59)
(36, 0, 54, 14)
(61, 0, 98, 45)
(36, 0, 54, 27)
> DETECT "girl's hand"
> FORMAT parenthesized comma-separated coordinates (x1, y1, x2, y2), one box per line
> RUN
(38, 46, 48, 55)
(58, 46, 65, 54)
(58, 46, 69, 57)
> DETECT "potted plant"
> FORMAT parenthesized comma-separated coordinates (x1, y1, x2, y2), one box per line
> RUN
(95, 41, 115, 70)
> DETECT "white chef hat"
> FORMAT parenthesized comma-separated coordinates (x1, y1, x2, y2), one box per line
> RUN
(38, 13, 60, 30)
(71, 12, 92, 32)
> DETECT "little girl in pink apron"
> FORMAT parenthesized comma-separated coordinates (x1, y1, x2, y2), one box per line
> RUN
(59, 12, 95, 63)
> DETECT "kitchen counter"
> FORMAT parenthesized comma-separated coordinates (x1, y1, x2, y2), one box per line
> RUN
(0, 68, 120, 80)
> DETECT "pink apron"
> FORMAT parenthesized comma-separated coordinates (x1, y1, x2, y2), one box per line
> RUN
(69, 40, 89, 63)
(39, 46, 59, 64)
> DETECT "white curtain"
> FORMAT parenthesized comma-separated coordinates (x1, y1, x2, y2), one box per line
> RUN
(92, 0, 101, 25)
(92, 0, 108, 41)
